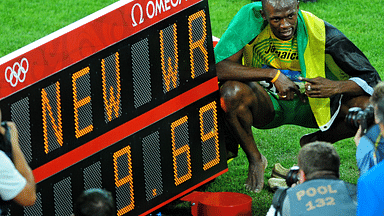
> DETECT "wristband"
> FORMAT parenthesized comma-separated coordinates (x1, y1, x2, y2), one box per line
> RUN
(271, 70, 281, 83)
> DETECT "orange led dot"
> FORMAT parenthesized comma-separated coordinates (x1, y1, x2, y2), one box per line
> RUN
(152, 189, 157, 196)
(188, 10, 208, 79)
(41, 81, 63, 154)
(199, 101, 220, 170)
(160, 24, 179, 92)
(171, 116, 192, 185)
(102, 52, 121, 122)
(113, 145, 135, 215)
(72, 67, 93, 138)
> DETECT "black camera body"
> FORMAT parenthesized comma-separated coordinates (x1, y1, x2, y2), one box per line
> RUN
(345, 105, 375, 135)
(0, 122, 12, 159)
(286, 166, 300, 187)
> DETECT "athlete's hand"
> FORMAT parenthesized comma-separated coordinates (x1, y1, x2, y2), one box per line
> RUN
(299, 76, 339, 98)
(274, 73, 306, 103)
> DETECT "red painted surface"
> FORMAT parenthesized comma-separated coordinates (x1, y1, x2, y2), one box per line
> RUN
(182, 191, 252, 216)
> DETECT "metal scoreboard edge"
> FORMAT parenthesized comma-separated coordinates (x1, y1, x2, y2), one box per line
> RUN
(1, 0, 228, 215)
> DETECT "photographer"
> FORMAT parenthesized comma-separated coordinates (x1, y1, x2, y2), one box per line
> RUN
(266, 142, 357, 216)
(0, 109, 36, 214)
(357, 159, 384, 215)
(354, 82, 384, 176)
(72, 188, 115, 216)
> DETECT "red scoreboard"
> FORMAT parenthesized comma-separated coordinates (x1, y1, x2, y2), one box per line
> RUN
(0, 0, 227, 215)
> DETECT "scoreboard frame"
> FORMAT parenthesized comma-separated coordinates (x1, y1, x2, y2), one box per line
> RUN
(0, 0, 228, 215)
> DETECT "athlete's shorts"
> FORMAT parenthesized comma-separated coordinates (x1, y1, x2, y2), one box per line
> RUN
(258, 93, 318, 129)
(219, 88, 318, 161)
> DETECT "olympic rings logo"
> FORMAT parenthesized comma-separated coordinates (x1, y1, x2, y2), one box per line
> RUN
(5, 58, 29, 87)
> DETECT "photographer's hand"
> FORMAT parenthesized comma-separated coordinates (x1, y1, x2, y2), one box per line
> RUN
(8, 122, 36, 206)
(354, 125, 363, 147)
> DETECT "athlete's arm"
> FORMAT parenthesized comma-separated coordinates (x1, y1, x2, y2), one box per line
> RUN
(216, 48, 303, 100)
(300, 77, 367, 98)
(216, 48, 278, 82)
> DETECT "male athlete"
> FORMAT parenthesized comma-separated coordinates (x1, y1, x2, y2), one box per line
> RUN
(215, 0, 381, 192)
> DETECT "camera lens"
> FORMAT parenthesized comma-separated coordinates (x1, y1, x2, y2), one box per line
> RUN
(286, 166, 300, 187)
(345, 105, 375, 135)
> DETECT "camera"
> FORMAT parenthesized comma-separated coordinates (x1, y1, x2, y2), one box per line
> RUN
(286, 166, 300, 187)
(0, 122, 12, 158)
(345, 105, 375, 135)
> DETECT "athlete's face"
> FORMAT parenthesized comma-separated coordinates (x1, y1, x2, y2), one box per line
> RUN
(261, 0, 299, 41)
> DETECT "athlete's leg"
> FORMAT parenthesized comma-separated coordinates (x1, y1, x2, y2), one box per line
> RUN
(220, 81, 275, 192)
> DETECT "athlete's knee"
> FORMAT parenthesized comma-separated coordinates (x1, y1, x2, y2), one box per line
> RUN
(346, 95, 370, 108)
(220, 81, 253, 113)
(340, 95, 371, 116)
